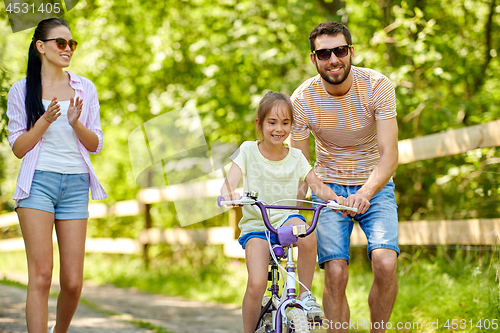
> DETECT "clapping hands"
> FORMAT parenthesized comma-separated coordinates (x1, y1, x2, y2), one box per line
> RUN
(67, 97, 83, 127)
(43, 97, 83, 127)
(43, 97, 61, 123)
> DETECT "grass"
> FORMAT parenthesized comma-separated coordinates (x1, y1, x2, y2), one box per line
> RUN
(0, 276, 27, 289)
(81, 244, 248, 304)
(1, 244, 499, 332)
(389, 246, 500, 331)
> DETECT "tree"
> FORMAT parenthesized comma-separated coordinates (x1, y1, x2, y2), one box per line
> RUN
(1, 0, 500, 231)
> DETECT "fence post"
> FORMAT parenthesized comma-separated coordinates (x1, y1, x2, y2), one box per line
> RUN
(143, 171, 153, 269)
(229, 207, 242, 240)
(143, 203, 152, 269)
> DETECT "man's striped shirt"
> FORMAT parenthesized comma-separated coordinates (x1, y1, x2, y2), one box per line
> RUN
(291, 66, 397, 186)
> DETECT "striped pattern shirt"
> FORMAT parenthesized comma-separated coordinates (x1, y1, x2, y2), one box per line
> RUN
(291, 66, 396, 186)
(7, 71, 107, 200)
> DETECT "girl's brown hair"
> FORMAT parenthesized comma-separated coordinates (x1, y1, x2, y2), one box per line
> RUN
(256, 91, 293, 133)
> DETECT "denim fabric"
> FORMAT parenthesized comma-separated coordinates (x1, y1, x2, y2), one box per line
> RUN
(312, 182, 399, 267)
(16, 170, 90, 220)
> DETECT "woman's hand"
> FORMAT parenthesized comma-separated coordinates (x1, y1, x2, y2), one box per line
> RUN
(68, 97, 83, 127)
(43, 97, 61, 124)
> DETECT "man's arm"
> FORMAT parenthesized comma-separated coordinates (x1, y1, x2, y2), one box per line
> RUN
(346, 117, 398, 215)
(291, 137, 310, 200)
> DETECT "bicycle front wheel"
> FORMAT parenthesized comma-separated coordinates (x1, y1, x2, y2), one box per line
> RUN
(286, 307, 310, 333)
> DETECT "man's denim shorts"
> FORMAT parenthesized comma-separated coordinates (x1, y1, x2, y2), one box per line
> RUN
(238, 214, 307, 249)
(15, 170, 90, 220)
(312, 181, 399, 268)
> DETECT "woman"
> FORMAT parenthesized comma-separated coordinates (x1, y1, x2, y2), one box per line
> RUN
(6, 18, 107, 333)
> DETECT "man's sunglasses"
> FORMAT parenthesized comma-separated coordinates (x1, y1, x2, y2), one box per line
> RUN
(40, 38, 78, 51)
(313, 45, 351, 61)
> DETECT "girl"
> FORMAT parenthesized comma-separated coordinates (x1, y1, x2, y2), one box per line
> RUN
(6, 18, 106, 333)
(220, 91, 348, 333)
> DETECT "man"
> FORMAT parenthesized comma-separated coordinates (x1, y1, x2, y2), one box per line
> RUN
(291, 22, 399, 333)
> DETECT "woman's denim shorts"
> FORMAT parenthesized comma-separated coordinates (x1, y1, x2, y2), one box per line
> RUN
(15, 170, 90, 220)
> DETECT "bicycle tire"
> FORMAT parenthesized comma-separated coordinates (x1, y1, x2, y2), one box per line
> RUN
(287, 307, 310, 333)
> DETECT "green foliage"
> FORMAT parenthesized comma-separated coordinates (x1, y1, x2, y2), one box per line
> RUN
(52, 0, 340, 205)
(1, 1, 500, 327)
(351, 0, 500, 221)
(0, 69, 8, 206)
(0, 0, 499, 226)
(0, 69, 9, 145)
(0, 276, 27, 289)
(129, 320, 174, 333)
(392, 245, 500, 330)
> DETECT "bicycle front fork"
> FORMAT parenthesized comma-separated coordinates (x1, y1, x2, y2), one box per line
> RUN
(273, 245, 303, 333)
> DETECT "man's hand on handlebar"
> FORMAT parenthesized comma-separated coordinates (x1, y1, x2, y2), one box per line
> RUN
(327, 196, 358, 214)
(344, 192, 370, 217)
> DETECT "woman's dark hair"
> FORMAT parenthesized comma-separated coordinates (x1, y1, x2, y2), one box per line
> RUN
(26, 18, 70, 130)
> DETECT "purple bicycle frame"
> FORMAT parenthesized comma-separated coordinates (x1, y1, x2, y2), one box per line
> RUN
(251, 201, 328, 333)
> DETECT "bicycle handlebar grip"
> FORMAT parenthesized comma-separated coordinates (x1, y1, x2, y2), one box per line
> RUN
(218, 195, 245, 207)
(327, 200, 358, 212)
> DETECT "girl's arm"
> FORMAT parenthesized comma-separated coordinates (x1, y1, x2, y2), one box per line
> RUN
(220, 163, 243, 201)
(304, 170, 348, 206)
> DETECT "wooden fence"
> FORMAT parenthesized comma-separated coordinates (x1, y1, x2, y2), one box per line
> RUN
(2, 120, 500, 258)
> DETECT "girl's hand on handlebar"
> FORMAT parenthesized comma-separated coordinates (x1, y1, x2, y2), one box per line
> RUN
(330, 196, 348, 212)
(221, 192, 241, 207)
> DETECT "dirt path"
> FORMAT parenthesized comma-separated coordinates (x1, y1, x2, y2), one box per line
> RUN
(0, 273, 243, 333)
(0, 283, 153, 333)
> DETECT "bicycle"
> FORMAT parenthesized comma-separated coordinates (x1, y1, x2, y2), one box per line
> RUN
(218, 191, 357, 333)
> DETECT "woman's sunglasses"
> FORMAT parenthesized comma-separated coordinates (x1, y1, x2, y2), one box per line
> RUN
(40, 38, 78, 51)
(313, 45, 351, 61)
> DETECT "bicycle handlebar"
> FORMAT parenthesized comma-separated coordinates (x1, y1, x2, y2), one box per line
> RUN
(218, 195, 357, 237)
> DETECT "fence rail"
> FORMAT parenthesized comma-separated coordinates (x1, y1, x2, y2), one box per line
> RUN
(2, 121, 500, 257)
(1, 219, 499, 258)
(398, 119, 500, 164)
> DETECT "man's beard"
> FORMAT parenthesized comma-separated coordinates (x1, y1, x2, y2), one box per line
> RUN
(317, 61, 351, 86)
